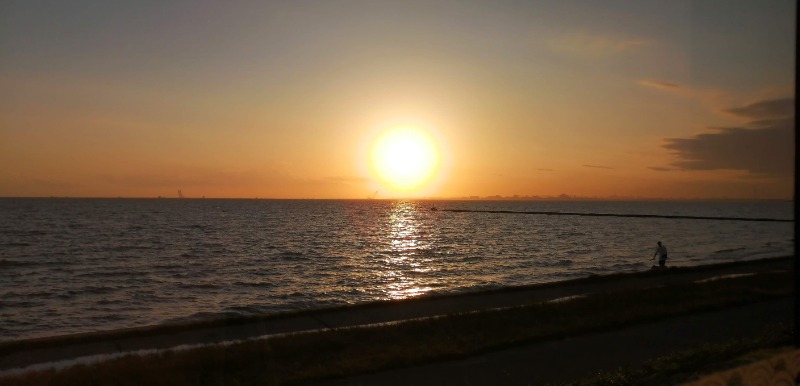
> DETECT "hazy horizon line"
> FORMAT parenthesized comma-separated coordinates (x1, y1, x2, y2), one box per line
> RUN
(0, 196, 792, 202)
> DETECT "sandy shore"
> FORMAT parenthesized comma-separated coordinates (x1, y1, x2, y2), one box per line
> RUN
(1, 256, 792, 373)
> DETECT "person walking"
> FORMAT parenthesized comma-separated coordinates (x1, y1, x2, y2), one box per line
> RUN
(652, 241, 668, 268)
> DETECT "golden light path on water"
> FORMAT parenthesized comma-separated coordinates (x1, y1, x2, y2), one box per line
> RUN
(380, 201, 436, 300)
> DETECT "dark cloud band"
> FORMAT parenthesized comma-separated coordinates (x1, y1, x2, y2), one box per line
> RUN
(663, 98, 794, 176)
(582, 164, 615, 169)
(723, 98, 793, 119)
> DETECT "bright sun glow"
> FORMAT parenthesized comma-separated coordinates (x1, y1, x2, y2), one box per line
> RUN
(369, 125, 441, 194)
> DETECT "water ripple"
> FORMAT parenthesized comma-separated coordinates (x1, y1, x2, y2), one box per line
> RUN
(0, 198, 792, 341)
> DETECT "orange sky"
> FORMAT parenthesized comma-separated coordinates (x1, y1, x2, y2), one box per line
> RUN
(0, 1, 795, 199)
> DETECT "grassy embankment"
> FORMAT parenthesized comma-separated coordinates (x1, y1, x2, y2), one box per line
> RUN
(3, 260, 793, 386)
(560, 326, 792, 386)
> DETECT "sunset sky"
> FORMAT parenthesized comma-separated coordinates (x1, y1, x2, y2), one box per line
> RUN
(1, 1, 795, 199)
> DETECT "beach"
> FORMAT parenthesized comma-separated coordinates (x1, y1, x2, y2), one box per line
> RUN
(1, 256, 793, 384)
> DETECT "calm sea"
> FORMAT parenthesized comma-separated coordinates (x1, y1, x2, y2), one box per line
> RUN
(0, 198, 793, 341)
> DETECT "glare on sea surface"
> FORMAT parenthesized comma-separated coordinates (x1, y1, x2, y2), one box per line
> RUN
(369, 125, 441, 195)
(379, 201, 436, 300)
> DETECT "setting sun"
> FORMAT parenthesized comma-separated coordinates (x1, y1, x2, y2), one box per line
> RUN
(369, 125, 441, 194)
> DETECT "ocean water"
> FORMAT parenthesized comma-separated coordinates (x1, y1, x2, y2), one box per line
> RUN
(0, 198, 793, 341)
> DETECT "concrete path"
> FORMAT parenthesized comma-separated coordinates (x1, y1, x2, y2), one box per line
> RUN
(316, 299, 792, 385)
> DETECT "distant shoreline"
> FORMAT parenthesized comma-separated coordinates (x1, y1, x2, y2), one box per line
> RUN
(0, 196, 793, 202)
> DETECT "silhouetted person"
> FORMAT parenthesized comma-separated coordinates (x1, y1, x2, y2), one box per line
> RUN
(652, 241, 668, 267)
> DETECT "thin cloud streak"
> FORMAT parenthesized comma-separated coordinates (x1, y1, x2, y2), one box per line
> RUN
(723, 98, 793, 119)
(550, 33, 650, 57)
(638, 79, 735, 111)
(638, 80, 680, 90)
(582, 164, 615, 170)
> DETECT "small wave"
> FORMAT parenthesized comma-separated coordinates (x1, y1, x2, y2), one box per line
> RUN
(108, 245, 156, 252)
(88, 314, 128, 322)
(713, 247, 747, 254)
(233, 280, 274, 288)
(427, 245, 457, 253)
(97, 299, 127, 305)
(224, 305, 267, 316)
(565, 249, 593, 256)
(543, 258, 573, 267)
(279, 251, 305, 259)
(2, 229, 48, 236)
(1, 291, 22, 298)
(171, 269, 211, 279)
(696, 273, 756, 283)
(76, 271, 136, 278)
(54, 286, 116, 299)
(80, 286, 117, 295)
(153, 263, 183, 269)
(162, 311, 241, 325)
(1, 242, 31, 247)
(0, 259, 34, 267)
(56, 292, 75, 300)
(546, 294, 587, 304)
(179, 283, 221, 290)
(3, 300, 44, 308)
(465, 281, 504, 292)
(609, 262, 646, 270)
(131, 292, 167, 302)
(27, 290, 55, 298)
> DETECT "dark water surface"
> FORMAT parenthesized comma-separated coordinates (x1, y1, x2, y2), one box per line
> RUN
(0, 198, 793, 341)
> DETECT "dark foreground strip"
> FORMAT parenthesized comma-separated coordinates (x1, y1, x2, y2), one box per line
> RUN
(440, 209, 793, 222)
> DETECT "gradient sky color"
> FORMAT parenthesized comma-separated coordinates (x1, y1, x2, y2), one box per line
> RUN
(1, 0, 795, 199)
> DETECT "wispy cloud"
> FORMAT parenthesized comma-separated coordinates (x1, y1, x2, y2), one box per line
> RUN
(549, 33, 650, 57)
(637, 79, 734, 110)
(638, 80, 680, 90)
(536, 168, 554, 172)
(647, 166, 674, 172)
(582, 164, 615, 170)
(663, 98, 794, 177)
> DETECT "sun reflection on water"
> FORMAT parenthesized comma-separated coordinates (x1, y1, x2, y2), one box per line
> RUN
(379, 200, 437, 300)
